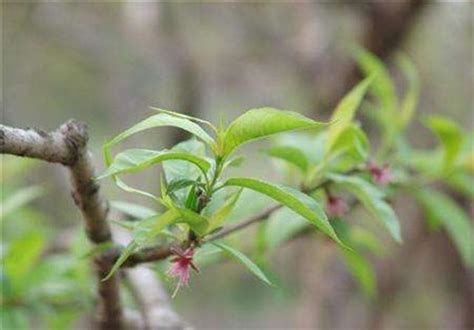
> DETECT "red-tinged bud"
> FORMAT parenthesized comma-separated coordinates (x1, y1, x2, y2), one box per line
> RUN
(326, 195, 348, 217)
(367, 162, 392, 185)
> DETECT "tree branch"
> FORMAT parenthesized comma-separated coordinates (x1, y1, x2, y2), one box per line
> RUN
(1, 121, 122, 329)
(105, 171, 348, 267)
(112, 226, 189, 329)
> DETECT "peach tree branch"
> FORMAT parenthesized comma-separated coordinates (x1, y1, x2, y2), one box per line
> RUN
(1, 121, 122, 329)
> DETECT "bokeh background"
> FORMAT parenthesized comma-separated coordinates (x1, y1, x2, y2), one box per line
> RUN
(2, 1, 473, 329)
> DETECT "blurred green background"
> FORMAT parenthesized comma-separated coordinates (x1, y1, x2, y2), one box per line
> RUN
(2, 2, 472, 329)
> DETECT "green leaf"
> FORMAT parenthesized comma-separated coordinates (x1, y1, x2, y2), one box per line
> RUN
(163, 138, 208, 201)
(326, 76, 372, 155)
(103, 210, 179, 280)
(264, 146, 309, 174)
(223, 156, 246, 169)
(208, 189, 243, 231)
(1, 186, 44, 221)
(98, 148, 210, 180)
(150, 106, 217, 133)
(223, 107, 326, 156)
(328, 124, 370, 162)
(166, 178, 203, 195)
(4, 232, 45, 289)
(175, 207, 209, 237)
(425, 115, 463, 172)
(328, 174, 402, 243)
(354, 47, 397, 112)
(103, 241, 138, 281)
(340, 249, 376, 298)
(332, 219, 376, 297)
(224, 177, 344, 246)
(110, 200, 156, 219)
(104, 113, 215, 165)
(444, 173, 474, 198)
(212, 242, 273, 286)
(396, 54, 420, 130)
(415, 189, 473, 268)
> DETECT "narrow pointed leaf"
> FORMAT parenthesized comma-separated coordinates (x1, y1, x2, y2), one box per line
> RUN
(264, 146, 309, 174)
(224, 177, 344, 246)
(326, 76, 372, 155)
(425, 115, 463, 171)
(415, 189, 473, 268)
(98, 148, 210, 180)
(175, 207, 209, 237)
(103, 113, 215, 167)
(328, 174, 402, 243)
(212, 242, 273, 286)
(354, 47, 397, 112)
(223, 108, 326, 156)
(396, 54, 420, 130)
(208, 189, 243, 231)
(103, 210, 179, 280)
(110, 200, 156, 219)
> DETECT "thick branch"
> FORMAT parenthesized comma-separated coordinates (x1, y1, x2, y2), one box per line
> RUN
(1, 121, 122, 329)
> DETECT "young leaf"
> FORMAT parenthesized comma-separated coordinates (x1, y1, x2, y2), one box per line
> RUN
(103, 113, 215, 166)
(340, 248, 376, 298)
(212, 242, 273, 286)
(264, 146, 309, 174)
(425, 115, 463, 172)
(102, 241, 138, 281)
(415, 189, 473, 268)
(115, 177, 160, 202)
(224, 177, 344, 246)
(328, 174, 402, 243)
(396, 54, 420, 130)
(332, 218, 376, 297)
(175, 207, 209, 237)
(110, 200, 156, 219)
(166, 178, 204, 195)
(328, 124, 370, 162)
(98, 148, 210, 180)
(444, 173, 474, 198)
(326, 76, 372, 155)
(223, 107, 326, 156)
(163, 138, 209, 202)
(150, 106, 217, 132)
(354, 47, 397, 113)
(223, 156, 246, 169)
(103, 210, 179, 280)
(207, 189, 243, 231)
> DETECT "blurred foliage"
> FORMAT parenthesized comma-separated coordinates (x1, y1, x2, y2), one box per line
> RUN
(1, 158, 94, 329)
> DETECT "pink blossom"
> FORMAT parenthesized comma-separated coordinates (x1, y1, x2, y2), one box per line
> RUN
(326, 195, 348, 217)
(367, 162, 392, 185)
(167, 247, 199, 297)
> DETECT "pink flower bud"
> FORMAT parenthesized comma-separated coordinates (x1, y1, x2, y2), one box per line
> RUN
(367, 162, 392, 185)
(167, 247, 199, 297)
(326, 195, 348, 217)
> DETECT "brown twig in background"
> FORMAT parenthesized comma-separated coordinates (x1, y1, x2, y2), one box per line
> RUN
(1, 121, 122, 329)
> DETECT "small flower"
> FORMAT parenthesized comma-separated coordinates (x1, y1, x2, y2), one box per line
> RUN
(167, 246, 199, 297)
(326, 195, 348, 217)
(367, 162, 392, 185)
